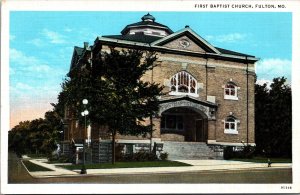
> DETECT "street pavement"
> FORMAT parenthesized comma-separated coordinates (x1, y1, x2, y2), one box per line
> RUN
(23, 155, 292, 178)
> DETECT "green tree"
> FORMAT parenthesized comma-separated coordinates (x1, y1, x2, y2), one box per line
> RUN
(100, 49, 163, 164)
(9, 121, 31, 155)
(255, 77, 292, 158)
(58, 48, 163, 164)
(8, 109, 63, 157)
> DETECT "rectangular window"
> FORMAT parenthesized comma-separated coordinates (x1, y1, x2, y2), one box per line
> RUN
(161, 115, 184, 131)
(224, 83, 238, 100)
(166, 115, 176, 129)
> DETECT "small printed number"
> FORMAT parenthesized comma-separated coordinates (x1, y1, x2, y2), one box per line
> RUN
(281, 186, 292, 189)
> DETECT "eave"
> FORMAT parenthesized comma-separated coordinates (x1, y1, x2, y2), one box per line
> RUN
(93, 36, 259, 63)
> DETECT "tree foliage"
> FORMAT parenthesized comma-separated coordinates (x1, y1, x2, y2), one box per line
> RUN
(58, 48, 164, 163)
(8, 109, 63, 156)
(255, 77, 292, 158)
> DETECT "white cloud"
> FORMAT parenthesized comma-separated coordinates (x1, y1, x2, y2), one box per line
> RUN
(205, 33, 248, 43)
(10, 48, 54, 76)
(26, 64, 51, 72)
(256, 58, 291, 81)
(15, 82, 33, 90)
(78, 28, 98, 40)
(10, 48, 40, 66)
(64, 27, 73, 32)
(256, 79, 272, 89)
(28, 38, 44, 47)
(42, 28, 66, 44)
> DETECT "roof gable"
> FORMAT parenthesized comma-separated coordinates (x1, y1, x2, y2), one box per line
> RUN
(151, 27, 220, 54)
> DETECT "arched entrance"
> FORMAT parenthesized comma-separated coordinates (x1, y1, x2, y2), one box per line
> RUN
(160, 107, 208, 142)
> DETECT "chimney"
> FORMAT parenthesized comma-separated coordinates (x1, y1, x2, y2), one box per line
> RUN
(84, 42, 89, 49)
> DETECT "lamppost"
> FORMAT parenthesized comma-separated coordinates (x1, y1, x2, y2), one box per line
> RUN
(80, 99, 89, 174)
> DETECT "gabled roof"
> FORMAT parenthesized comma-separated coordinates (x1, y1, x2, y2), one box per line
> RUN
(215, 47, 255, 58)
(74, 46, 84, 56)
(95, 13, 258, 62)
(69, 46, 84, 70)
(151, 27, 221, 54)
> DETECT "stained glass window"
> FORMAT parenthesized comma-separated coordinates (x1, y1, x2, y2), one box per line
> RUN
(170, 71, 197, 95)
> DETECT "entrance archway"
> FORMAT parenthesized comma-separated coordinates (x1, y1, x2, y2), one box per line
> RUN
(160, 107, 208, 142)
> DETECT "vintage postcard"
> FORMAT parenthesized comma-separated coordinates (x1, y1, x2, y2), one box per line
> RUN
(1, 0, 299, 194)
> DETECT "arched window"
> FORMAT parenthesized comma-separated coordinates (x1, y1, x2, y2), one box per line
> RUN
(224, 82, 238, 100)
(170, 71, 198, 97)
(224, 116, 239, 134)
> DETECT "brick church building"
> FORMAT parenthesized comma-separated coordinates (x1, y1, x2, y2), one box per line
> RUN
(62, 13, 258, 162)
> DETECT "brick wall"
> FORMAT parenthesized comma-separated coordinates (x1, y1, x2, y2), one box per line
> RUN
(66, 44, 255, 146)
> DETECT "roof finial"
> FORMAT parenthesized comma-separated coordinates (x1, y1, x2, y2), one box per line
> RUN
(142, 13, 155, 22)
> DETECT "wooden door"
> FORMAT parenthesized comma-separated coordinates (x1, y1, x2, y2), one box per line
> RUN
(196, 119, 205, 142)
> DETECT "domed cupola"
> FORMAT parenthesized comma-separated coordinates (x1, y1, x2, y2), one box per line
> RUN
(120, 13, 173, 37)
(141, 13, 155, 22)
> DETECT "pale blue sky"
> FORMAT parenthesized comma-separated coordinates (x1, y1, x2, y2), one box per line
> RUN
(9, 11, 292, 127)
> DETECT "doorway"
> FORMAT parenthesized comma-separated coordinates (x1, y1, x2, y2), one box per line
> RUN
(195, 119, 206, 142)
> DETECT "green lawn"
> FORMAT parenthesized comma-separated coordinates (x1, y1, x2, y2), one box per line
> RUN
(22, 160, 53, 172)
(231, 157, 292, 163)
(59, 161, 192, 170)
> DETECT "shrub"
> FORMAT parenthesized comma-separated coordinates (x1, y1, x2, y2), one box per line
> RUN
(159, 152, 168, 161)
(223, 146, 256, 160)
(223, 146, 234, 160)
(117, 149, 159, 162)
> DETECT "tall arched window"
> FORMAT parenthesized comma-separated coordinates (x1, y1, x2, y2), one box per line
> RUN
(170, 71, 198, 97)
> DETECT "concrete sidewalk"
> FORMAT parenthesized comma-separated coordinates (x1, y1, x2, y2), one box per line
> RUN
(24, 157, 292, 178)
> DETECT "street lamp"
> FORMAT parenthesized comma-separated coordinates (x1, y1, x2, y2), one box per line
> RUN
(80, 99, 88, 174)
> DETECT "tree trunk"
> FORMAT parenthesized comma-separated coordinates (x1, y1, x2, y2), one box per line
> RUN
(112, 129, 116, 164)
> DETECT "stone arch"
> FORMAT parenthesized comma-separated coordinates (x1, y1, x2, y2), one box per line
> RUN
(160, 106, 208, 142)
(158, 99, 211, 119)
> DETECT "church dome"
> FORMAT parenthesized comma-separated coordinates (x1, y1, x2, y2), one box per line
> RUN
(141, 13, 155, 22)
(120, 13, 173, 36)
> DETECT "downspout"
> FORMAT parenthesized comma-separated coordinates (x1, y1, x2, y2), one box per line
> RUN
(204, 53, 209, 141)
(149, 43, 154, 152)
(205, 53, 208, 97)
(246, 56, 249, 146)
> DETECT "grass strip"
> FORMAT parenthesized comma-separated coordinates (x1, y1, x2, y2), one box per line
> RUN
(231, 157, 292, 163)
(26, 153, 47, 158)
(59, 161, 192, 170)
(22, 160, 53, 172)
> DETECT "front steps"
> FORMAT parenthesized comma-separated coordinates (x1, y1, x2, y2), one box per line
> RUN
(162, 141, 223, 160)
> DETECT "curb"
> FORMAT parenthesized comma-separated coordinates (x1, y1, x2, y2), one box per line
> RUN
(20, 159, 38, 179)
(28, 165, 292, 179)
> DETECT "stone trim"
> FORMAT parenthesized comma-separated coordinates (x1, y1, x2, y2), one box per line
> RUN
(116, 139, 151, 144)
(151, 27, 221, 54)
(158, 56, 255, 71)
(207, 140, 256, 146)
(159, 99, 211, 118)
